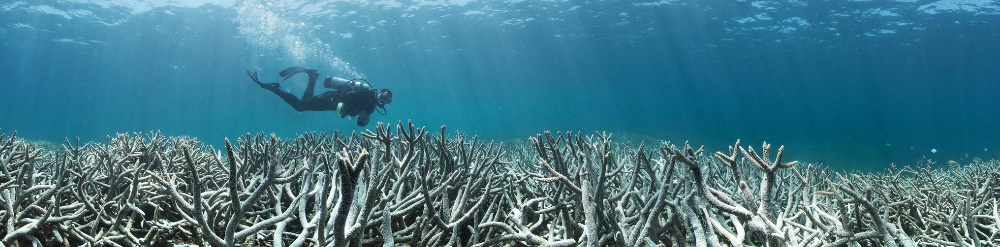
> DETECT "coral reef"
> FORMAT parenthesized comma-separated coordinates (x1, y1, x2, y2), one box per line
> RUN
(0, 122, 998, 246)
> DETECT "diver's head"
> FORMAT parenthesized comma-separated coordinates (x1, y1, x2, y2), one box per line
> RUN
(377, 89, 393, 105)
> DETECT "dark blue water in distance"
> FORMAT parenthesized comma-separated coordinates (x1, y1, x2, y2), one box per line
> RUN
(2, 0, 999, 172)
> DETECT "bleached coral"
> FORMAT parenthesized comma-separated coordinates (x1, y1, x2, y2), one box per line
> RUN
(0, 123, 997, 246)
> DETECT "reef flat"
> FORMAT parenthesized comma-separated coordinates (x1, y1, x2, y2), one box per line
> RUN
(0, 121, 996, 246)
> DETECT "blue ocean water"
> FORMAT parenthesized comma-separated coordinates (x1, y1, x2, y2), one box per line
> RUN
(1, 0, 998, 172)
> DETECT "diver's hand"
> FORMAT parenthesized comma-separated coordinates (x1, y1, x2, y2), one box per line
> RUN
(357, 115, 370, 126)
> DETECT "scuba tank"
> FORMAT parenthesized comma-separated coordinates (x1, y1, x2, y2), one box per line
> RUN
(324, 77, 373, 91)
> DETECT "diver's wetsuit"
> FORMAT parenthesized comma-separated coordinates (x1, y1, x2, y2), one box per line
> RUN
(248, 67, 379, 126)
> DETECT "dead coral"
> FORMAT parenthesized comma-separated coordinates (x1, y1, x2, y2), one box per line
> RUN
(0, 124, 998, 246)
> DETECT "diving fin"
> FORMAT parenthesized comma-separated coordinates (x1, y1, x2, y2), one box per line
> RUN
(247, 70, 263, 85)
(279, 66, 318, 80)
(247, 70, 281, 91)
(279, 66, 305, 78)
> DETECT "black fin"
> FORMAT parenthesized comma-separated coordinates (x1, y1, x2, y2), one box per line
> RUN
(246, 70, 263, 84)
(279, 66, 320, 80)
(279, 66, 306, 80)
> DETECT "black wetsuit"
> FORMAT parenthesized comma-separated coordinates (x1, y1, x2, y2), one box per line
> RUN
(249, 68, 379, 126)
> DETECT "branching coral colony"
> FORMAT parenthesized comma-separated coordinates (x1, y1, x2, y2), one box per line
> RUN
(0, 122, 998, 246)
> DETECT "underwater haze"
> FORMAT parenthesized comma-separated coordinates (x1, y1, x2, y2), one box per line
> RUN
(2, 0, 999, 172)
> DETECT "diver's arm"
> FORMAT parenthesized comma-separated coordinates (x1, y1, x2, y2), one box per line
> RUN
(355, 98, 377, 126)
(357, 110, 373, 126)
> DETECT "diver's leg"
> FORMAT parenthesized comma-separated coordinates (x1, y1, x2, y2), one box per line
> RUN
(277, 67, 321, 99)
(270, 89, 309, 111)
(302, 72, 319, 100)
(247, 70, 307, 111)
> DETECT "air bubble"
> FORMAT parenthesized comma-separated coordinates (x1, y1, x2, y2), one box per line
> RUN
(237, 0, 363, 78)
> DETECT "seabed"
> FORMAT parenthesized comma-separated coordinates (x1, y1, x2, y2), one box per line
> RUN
(0, 120, 995, 246)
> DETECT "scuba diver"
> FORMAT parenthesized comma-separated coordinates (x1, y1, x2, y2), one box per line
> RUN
(247, 66, 392, 126)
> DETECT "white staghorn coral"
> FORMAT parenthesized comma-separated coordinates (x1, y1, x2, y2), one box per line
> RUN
(0, 123, 996, 246)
